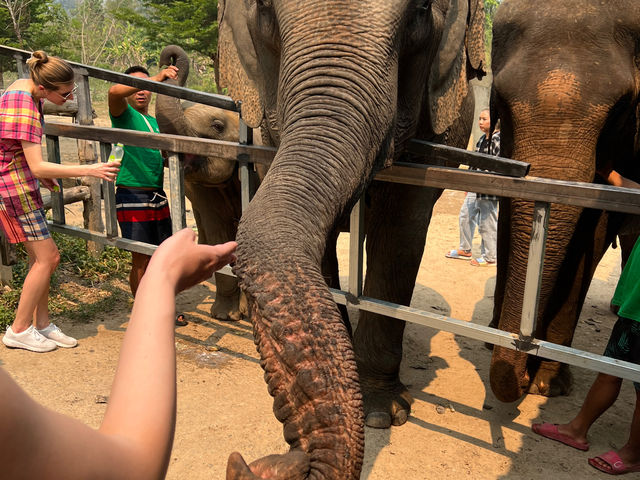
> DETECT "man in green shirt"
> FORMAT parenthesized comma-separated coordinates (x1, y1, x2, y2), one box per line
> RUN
(108, 65, 184, 317)
(532, 171, 640, 475)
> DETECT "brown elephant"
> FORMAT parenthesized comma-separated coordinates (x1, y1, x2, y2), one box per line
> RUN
(155, 45, 251, 322)
(218, 0, 486, 478)
(489, 0, 640, 403)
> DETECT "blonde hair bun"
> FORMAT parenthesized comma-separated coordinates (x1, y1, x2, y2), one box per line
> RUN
(26, 50, 74, 90)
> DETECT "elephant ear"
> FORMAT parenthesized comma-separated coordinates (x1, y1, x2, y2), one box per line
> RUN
(428, 0, 485, 134)
(218, 0, 263, 129)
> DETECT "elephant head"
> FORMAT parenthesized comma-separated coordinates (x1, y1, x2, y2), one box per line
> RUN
(219, 0, 485, 478)
(155, 44, 239, 185)
(489, 0, 640, 402)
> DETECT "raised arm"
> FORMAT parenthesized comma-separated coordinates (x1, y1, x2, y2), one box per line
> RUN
(108, 66, 179, 118)
(0, 228, 237, 480)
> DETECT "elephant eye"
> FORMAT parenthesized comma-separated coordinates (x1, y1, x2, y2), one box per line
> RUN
(257, 0, 272, 7)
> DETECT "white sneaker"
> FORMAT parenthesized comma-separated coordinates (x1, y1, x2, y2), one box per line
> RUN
(3, 326, 57, 352)
(38, 323, 78, 348)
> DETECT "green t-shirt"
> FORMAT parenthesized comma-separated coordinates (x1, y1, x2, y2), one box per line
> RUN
(110, 104, 164, 189)
(611, 237, 640, 322)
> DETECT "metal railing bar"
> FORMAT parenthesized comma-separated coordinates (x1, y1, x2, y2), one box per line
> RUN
(44, 123, 276, 166)
(407, 139, 530, 177)
(329, 290, 640, 383)
(0, 45, 238, 112)
(378, 165, 640, 214)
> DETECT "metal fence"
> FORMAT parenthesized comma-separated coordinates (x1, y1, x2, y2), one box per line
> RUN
(2, 45, 640, 386)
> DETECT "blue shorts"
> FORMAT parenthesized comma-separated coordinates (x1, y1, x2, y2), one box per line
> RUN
(115, 187, 172, 246)
(603, 316, 640, 391)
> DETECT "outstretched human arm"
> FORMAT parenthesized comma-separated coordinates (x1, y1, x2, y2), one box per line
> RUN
(0, 228, 237, 480)
(603, 169, 640, 190)
(22, 140, 120, 182)
(108, 66, 178, 118)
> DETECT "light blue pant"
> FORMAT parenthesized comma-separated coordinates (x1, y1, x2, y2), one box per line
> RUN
(458, 193, 498, 262)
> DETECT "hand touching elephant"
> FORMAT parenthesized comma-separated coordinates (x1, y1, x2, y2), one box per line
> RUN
(488, 0, 640, 402)
(218, 0, 486, 478)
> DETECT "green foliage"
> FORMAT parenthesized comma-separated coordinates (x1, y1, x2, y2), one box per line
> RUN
(118, 0, 219, 62)
(0, 233, 131, 329)
(484, 0, 502, 63)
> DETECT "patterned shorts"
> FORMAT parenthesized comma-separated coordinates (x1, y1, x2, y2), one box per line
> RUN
(603, 316, 640, 391)
(115, 187, 172, 246)
(0, 200, 50, 244)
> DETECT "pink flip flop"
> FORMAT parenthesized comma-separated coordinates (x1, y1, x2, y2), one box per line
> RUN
(589, 451, 640, 475)
(531, 422, 589, 451)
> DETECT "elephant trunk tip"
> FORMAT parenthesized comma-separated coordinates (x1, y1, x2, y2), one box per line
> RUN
(226, 450, 311, 480)
(490, 358, 529, 403)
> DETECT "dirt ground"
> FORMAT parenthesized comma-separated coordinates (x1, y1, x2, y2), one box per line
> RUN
(0, 114, 634, 479)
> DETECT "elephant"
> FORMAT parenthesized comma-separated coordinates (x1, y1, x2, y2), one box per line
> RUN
(218, 0, 486, 478)
(488, 0, 640, 403)
(155, 44, 250, 322)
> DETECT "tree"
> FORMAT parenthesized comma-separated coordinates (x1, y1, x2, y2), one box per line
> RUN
(484, 0, 502, 61)
(115, 0, 219, 63)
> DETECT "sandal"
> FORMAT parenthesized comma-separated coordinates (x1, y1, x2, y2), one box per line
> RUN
(470, 257, 496, 267)
(445, 249, 472, 260)
(175, 314, 188, 327)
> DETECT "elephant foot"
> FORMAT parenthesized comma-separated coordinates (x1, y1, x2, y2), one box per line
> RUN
(362, 383, 413, 429)
(211, 291, 247, 322)
(528, 361, 573, 397)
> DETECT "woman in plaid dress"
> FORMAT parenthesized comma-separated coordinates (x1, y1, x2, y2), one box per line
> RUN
(0, 51, 120, 352)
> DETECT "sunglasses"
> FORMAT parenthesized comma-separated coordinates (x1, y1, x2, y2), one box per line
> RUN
(56, 83, 78, 101)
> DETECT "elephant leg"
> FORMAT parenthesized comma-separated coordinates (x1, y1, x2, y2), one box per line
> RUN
(528, 211, 613, 397)
(211, 271, 246, 322)
(354, 181, 440, 428)
(185, 180, 244, 321)
(321, 227, 352, 337)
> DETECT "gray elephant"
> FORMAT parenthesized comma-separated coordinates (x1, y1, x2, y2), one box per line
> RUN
(155, 45, 249, 321)
(218, 0, 486, 478)
(488, 0, 640, 403)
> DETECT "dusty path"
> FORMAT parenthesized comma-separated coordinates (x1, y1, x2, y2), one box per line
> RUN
(0, 114, 631, 478)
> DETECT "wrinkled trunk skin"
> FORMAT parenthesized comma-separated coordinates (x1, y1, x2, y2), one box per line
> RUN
(490, 97, 612, 403)
(231, 6, 403, 477)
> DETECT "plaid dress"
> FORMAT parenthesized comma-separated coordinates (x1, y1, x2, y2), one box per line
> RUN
(0, 90, 44, 217)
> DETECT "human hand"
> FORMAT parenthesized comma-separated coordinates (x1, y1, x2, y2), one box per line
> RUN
(148, 228, 238, 294)
(89, 161, 120, 182)
(40, 177, 60, 192)
(153, 65, 179, 83)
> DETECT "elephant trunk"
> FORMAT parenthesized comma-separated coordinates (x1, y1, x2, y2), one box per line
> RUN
(231, 24, 398, 475)
(155, 45, 237, 185)
(490, 94, 606, 402)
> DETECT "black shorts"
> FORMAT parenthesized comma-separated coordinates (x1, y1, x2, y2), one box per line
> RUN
(603, 316, 640, 390)
(115, 187, 172, 246)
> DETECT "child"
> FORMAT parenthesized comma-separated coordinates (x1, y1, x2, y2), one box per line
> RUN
(532, 171, 640, 475)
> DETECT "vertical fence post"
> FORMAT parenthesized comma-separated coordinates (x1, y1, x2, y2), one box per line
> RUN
(519, 201, 550, 340)
(168, 153, 186, 232)
(99, 142, 118, 237)
(74, 68, 104, 255)
(238, 106, 255, 212)
(13, 54, 27, 79)
(45, 135, 65, 225)
(348, 195, 365, 299)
